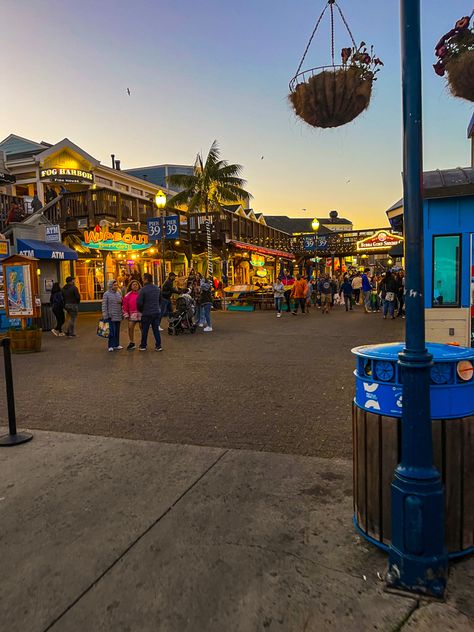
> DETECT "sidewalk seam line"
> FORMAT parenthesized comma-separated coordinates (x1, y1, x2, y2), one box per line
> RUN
(41, 448, 229, 632)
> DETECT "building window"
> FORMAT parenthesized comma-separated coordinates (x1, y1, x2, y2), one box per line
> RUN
(131, 187, 143, 196)
(95, 176, 113, 187)
(432, 235, 461, 307)
(115, 183, 129, 192)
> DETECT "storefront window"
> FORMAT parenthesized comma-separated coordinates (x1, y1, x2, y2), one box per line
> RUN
(432, 235, 461, 307)
(75, 259, 105, 300)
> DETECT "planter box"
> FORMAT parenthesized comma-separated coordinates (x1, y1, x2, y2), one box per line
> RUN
(9, 329, 42, 354)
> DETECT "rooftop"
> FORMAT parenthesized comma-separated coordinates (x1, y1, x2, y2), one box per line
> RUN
(264, 216, 337, 235)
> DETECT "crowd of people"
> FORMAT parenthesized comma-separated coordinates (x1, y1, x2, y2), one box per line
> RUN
(49, 268, 217, 353)
(272, 268, 406, 319)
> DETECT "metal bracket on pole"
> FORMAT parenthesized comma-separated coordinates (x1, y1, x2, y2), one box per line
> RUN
(0, 338, 33, 447)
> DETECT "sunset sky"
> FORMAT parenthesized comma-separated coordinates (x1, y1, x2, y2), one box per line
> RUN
(2, 1, 472, 228)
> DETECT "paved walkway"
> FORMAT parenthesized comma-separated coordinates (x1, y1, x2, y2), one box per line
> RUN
(2, 308, 404, 458)
(0, 431, 472, 631)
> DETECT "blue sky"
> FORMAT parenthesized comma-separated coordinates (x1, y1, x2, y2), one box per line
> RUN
(1, 0, 472, 227)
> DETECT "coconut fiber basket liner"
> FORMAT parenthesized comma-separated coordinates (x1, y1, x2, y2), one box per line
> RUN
(289, 67, 373, 129)
(446, 50, 474, 103)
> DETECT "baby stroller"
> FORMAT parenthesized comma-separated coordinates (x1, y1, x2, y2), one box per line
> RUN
(168, 294, 197, 335)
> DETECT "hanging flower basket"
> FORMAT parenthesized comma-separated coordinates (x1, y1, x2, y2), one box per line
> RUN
(434, 14, 474, 103)
(288, 1, 382, 129)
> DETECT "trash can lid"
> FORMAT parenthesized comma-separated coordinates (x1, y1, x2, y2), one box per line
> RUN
(352, 342, 474, 361)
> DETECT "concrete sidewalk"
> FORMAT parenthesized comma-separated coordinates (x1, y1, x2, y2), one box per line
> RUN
(0, 431, 472, 632)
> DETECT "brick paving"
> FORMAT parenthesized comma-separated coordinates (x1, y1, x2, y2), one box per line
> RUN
(2, 305, 404, 458)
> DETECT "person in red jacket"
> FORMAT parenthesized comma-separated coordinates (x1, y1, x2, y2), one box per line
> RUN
(122, 280, 142, 350)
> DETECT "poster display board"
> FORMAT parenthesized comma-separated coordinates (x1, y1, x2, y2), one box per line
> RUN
(2, 255, 41, 321)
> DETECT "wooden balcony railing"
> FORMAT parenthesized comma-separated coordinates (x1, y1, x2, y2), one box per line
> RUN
(12, 187, 293, 253)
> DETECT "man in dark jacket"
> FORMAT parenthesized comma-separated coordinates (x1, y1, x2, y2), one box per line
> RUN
(137, 273, 162, 351)
(62, 276, 81, 336)
(161, 272, 179, 320)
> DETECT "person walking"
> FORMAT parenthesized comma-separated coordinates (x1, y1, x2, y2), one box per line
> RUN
(50, 282, 65, 336)
(62, 276, 81, 337)
(351, 272, 362, 305)
(137, 273, 162, 351)
(339, 276, 353, 312)
(361, 268, 372, 313)
(161, 272, 180, 321)
(102, 280, 123, 352)
(273, 277, 285, 317)
(122, 280, 142, 350)
(291, 274, 308, 315)
(318, 275, 332, 314)
(281, 270, 295, 313)
(200, 277, 213, 332)
(380, 271, 398, 320)
(396, 270, 405, 318)
(305, 279, 313, 314)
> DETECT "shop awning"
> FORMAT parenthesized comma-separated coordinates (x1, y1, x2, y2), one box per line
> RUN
(229, 241, 293, 260)
(17, 239, 78, 261)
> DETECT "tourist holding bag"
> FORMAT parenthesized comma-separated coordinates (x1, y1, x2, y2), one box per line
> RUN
(102, 279, 123, 351)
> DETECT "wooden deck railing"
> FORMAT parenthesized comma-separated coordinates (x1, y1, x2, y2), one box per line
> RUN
(7, 187, 293, 253)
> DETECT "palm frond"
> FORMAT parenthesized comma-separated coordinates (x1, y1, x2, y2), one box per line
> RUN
(166, 173, 198, 190)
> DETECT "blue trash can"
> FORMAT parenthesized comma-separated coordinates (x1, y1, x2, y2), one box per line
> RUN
(352, 342, 474, 557)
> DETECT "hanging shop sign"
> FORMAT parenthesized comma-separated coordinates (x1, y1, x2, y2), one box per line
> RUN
(250, 254, 265, 267)
(82, 227, 149, 251)
(45, 225, 61, 243)
(40, 167, 94, 184)
(147, 216, 180, 241)
(356, 230, 404, 252)
(303, 235, 329, 251)
(0, 241, 10, 259)
(0, 171, 15, 184)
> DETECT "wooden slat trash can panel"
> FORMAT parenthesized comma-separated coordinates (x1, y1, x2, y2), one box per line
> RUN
(353, 404, 474, 554)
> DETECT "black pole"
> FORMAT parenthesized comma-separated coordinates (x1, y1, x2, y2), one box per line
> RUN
(0, 338, 33, 447)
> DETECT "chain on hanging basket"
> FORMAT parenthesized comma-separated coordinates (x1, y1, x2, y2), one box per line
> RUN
(288, 0, 383, 129)
(433, 12, 474, 103)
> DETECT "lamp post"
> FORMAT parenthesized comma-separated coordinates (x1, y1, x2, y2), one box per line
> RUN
(311, 218, 320, 278)
(387, 0, 447, 597)
(155, 190, 167, 285)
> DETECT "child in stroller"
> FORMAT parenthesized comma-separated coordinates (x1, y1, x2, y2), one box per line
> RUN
(168, 291, 197, 335)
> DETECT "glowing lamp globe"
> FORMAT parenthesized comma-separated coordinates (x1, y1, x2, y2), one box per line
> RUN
(155, 190, 167, 209)
(311, 218, 320, 231)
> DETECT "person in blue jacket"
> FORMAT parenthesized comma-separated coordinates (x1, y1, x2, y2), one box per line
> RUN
(361, 268, 372, 314)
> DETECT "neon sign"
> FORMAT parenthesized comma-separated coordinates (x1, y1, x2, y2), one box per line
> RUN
(82, 228, 149, 251)
(356, 230, 404, 252)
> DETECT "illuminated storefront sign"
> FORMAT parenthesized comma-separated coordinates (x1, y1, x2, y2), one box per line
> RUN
(40, 168, 94, 184)
(82, 228, 149, 251)
(250, 254, 265, 267)
(356, 230, 404, 252)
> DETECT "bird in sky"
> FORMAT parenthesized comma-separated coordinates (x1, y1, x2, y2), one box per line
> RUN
(126, 88, 131, 96)
(261, 156, 264, 160)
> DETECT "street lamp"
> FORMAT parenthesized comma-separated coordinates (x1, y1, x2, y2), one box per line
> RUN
(311, 218, 320, 231)
(386, 0, 447, 597)
(155, 190, 167, 285)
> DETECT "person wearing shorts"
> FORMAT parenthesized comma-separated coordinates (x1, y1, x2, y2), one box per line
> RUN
(318, 275, 332, 314)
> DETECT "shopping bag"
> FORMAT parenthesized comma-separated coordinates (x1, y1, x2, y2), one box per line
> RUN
(385, 292, 395, 302)
(97, 319, 110, 338)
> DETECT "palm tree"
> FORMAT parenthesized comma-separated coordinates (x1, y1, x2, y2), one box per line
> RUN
(166, 140, 250, 276)
(166, 140, 250, 217)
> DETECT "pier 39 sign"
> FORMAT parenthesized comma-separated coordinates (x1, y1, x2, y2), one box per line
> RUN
(40, 167, 94, 184)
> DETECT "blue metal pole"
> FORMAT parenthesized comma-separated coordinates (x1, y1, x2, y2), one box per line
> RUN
(387, 0, 447, 597)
